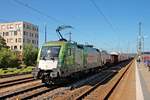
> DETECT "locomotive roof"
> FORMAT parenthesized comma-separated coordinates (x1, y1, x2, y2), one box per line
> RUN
(43, 41, 78, 46)
(43, 41, 97, 49)
(43, 41, 67, 46)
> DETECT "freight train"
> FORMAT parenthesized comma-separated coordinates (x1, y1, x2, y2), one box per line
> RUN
(32, 40, 129, 84)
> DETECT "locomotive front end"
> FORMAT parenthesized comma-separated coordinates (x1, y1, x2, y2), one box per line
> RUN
(33, 41, 65, 84)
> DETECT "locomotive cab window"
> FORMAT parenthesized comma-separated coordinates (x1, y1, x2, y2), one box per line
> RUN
(40, 46, 61, 60)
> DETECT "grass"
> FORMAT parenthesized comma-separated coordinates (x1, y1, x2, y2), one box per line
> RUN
(0, 66, 34, 75)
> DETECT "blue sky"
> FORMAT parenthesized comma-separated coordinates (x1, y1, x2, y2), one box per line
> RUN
(0, 0, 149, 53)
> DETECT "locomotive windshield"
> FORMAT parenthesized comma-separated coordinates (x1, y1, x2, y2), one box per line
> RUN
(40, 46, 61, 60)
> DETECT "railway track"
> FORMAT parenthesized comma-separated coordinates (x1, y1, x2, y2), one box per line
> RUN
(0, 60, 132, 100)
(0, 83, 44, 99)
(11, 85, 59, 100)
(0, 77, 34, 88)
(76, 59, 133, 100)
(75, 73, 115, 100)
(0, 81, 64, 100)
(0, 74, 32, 83)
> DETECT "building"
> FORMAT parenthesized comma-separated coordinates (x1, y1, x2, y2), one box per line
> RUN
(0, 21, 38, 50)
(0, 21, 39, 59)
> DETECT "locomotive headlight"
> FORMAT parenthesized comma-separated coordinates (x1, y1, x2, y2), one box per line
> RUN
(50, 72, 58, 78)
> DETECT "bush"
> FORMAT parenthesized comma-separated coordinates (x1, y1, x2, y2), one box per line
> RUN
(0, 35, 8, 50)
(0, 48, 20, 68)
(23, 44, 38, 66)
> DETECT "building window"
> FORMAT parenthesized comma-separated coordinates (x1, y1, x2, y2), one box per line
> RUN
(14, 31, 17, 36)
(15, 39, 17, 43)
(36, 27, 38, 31)
(14, 46, 17, 50)
(30, 33, 31, 37)
(20, 45, 22, 50)
(27, 25, 31, 29)
(23, 31, 26, 35)
(23, 24, 26, 28)
(32, 40, 34, 44)
(6, 32, 9, 36)
(23, 39, 25, 43)
(2, 32, 4, 36)
(26, 32, 28, 36)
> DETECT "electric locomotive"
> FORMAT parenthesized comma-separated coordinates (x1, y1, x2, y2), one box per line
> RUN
(33, 40, 102, 84)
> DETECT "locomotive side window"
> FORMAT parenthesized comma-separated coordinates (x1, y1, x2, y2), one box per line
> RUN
(40, 46, 61, 60)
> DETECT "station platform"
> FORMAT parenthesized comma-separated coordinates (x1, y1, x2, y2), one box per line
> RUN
(111, 60, 150, 100)
(136, 61, 150, 100)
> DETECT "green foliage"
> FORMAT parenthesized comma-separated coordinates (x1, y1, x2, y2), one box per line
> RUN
(0, 35, 8, 49)
(0, 48, 19, 68)
(0, 66, 34, 75)
(23, 44, 38, 66)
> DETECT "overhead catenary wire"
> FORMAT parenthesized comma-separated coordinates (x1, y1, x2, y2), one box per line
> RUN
(89, 0, 116, 33)
(12, 0, 64, 24)
(89, 0, 123, 52)
(12, 0, 117, 50)
(12, 0, 70, 42)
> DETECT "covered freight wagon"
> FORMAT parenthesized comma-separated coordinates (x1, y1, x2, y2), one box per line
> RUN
(110, 52, 119, 64)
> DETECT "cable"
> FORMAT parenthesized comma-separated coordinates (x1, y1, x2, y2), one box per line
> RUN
(12, 0, 64, 24)
(89, 0, 116, 33)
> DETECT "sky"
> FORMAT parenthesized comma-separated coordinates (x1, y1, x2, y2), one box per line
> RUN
(0, 0, 149, 53)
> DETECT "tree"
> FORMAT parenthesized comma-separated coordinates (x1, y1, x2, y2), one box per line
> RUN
(23, 44, 38, 66)
(0, 35, 8, 49)
(0, 48, 19, 68)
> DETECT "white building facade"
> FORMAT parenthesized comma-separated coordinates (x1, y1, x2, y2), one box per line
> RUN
(0, 21, 39, 52)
